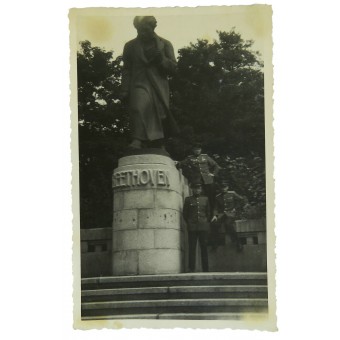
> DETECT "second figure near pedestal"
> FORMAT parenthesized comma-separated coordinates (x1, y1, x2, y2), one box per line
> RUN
(178, 143, 221, 209)
(183, 183, 211, 272)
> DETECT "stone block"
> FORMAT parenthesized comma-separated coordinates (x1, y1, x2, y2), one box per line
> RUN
(81, 228, 112, 241)
(155, 190, 182, 211)
(113, 250, 138, 275)
(154, 229, 181, 250)
(123, 190, 155, 209)
(137, 229, 154, 249)
(113, 191, 124, 211)
(138, 209, 180, 229)
(164, 168, 181, 193)
(113, 210, 138, 231)
(138, 249, 182, 274)
(113, 230, 138, 251)
(113, 229, 155, 251)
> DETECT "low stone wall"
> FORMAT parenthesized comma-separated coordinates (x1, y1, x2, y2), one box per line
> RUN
(81, 218, 267, 277)
(208, 218, 267, 272)
(81, 228, 112, 278)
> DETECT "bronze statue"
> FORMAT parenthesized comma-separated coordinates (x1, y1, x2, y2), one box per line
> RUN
(121, 16, 179, 149)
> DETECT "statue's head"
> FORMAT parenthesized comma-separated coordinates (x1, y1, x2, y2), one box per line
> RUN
(133, 16, 157, 41)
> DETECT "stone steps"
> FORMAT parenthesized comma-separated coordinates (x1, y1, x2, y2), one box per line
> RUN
(82, 272, 267, 289)
(82, 285, 268, 302)
(81, 272, 268, 319)
(82, 298, 268, 317)
(82, 312, 268, 320)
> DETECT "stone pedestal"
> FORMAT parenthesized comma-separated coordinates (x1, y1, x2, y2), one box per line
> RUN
(112, 153, 189, 275)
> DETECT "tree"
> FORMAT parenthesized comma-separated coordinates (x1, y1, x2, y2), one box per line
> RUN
(169, 29, 265, 159)
(77, 40, 129, 133)
(77, 41, 129, 229)
(212, 154, 266, 218)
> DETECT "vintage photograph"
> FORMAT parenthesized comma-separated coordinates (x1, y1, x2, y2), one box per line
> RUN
(70, 5, 275, 329)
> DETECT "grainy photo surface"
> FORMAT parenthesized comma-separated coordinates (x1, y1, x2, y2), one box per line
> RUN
(70, 5, 275, 330)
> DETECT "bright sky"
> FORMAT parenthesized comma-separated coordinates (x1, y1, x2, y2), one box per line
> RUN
(73, 6, 272, 60)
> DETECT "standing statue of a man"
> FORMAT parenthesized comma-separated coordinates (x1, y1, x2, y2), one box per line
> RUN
(121, 16, 179, 149)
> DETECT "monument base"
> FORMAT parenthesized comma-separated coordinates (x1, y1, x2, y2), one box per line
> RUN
(112, 153, 189, 276)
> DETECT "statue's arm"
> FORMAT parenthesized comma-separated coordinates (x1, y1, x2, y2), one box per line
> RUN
(159, 40, 177, 75)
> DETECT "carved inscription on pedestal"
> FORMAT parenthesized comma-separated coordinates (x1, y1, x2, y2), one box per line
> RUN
(113, 169, 170, 189)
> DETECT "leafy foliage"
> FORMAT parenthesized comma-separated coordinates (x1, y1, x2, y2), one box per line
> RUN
(168, 30, 264, 159)
(77, 40, 129, 133)
(213, 154, 266, 219)
(77, 41, 129, 229)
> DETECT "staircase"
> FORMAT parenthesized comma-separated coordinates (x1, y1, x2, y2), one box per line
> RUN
(81, 272, 268, 320)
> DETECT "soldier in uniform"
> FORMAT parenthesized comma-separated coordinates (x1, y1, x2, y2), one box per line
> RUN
(179, 144, 220, 210)
(183, 183, 211, 272)
(211, 181, 248, 252)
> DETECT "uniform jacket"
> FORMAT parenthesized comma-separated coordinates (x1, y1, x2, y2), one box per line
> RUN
(183, 195, 211, 231)
(214, 191, 247, 219)
(122, 34, 178, 141)
(180, 154, 220, 185)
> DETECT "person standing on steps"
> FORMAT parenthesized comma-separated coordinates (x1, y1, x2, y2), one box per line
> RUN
(211, 180, 248, 252)
(121, 16, 179, 149)
(183, 183, 211, 272)
(178, 143, 221, 210)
